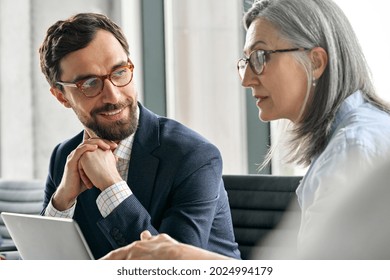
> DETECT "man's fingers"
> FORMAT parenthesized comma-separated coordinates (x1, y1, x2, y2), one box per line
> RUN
(84, 138, 117, 151)
(100, 244, 133, 260)
(78, 166, 94, 189)
(72, 144, 99, 161)
(140, 230, 152, 240)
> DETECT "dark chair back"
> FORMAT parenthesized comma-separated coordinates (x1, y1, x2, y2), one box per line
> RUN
(223, 174, 302, 260)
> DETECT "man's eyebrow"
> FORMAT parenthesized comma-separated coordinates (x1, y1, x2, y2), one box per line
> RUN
(111, 60, 129, 69)
(71, 60, 129, 83)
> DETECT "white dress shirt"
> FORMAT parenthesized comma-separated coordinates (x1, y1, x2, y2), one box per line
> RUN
(296, 91, 390, 248)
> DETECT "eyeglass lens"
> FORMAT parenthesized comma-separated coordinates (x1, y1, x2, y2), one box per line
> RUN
(237, 50, 265, 80)
(250, 50, 265, 74)
(81, 66, 133, 97)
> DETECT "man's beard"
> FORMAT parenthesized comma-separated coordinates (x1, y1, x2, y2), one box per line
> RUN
(83, 101, 138, 141)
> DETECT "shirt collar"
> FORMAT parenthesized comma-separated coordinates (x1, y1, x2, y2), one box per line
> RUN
(330, 90, 365, 136)
(309, 90, 365, 164)
(114, 134, 135, 161)
(114, 105, 139, 161)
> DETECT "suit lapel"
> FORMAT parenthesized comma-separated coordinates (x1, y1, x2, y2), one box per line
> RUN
(126, 104, 160, 210)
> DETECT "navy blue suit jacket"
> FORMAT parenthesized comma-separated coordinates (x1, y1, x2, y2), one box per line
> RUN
(43, 104, 240, 259)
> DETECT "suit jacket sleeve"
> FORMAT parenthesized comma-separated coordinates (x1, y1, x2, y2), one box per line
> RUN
(96, 141, 224, 250)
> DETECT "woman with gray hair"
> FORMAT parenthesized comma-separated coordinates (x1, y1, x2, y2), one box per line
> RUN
(102, 0, 390, 260)
(238, 0, 390, 253)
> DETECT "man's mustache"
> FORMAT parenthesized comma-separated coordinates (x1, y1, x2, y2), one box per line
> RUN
(91, 101, 133, 115)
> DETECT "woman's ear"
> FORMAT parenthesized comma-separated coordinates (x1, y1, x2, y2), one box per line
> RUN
(310, 47, 328, 79)
(50, 86, 71, 108)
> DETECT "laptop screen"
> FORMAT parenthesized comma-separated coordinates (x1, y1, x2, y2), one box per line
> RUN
(1, 212, 94, 260)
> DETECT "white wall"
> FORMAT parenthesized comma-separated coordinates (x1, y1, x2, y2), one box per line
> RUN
(0, 0, 34, 178)
(335, 0, 390, 102)
(165, 0, 248, 174)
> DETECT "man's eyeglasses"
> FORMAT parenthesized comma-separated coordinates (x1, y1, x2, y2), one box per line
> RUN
(237, 48, 309, 80)
(56, 61, 135, 98)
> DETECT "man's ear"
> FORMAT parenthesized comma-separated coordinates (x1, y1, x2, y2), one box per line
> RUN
(50, 86, 71, 108)
(310, 47, 328, 80)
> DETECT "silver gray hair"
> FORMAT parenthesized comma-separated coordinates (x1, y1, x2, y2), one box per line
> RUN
(244, 0, 390, 166)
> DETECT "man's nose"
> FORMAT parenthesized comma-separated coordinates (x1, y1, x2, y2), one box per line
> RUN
(101, 78, 121, 104)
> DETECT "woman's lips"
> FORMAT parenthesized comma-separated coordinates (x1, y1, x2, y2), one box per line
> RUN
(256, 96, 268, 107)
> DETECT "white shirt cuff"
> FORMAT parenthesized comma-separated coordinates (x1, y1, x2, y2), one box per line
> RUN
(96, 181, 132, 218)
(44, 195, 76, 218)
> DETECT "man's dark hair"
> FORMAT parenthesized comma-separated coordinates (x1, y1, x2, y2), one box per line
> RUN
(39, 13, 130, 87)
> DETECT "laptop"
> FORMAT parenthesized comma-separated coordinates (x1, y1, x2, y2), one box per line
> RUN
(1, 212, 94, 260)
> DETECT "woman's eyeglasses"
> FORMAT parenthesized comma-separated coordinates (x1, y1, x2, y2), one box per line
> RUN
(237, 48, 309, 80)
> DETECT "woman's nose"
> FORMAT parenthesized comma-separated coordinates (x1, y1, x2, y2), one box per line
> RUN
(241, 64, 258, 89)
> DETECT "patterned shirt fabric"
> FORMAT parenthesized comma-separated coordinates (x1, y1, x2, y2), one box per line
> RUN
(96, 180, 131, 218)
(45, 199, 76, 218)
(113, 134, 133, 180)
(96, 134, 135, 218)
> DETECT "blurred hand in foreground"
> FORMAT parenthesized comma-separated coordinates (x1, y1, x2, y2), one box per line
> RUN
(101, 230, 232, 260)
